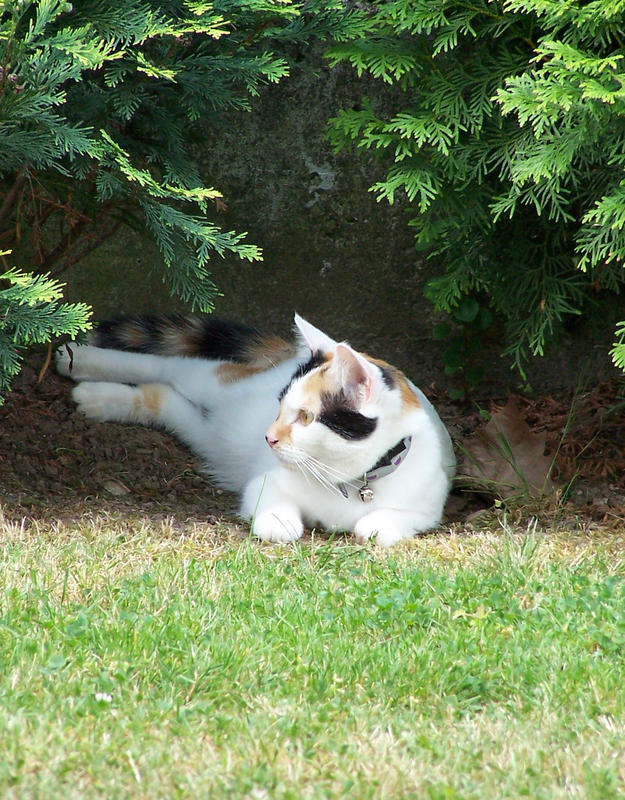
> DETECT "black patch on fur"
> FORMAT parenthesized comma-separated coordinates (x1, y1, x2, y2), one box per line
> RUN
(193, 318, 263, 361)
(278, 351, 326, 401)
(93, 314, 262, 361)
(369, 437, 406, 472)
(318, 390, 378, 440)
(378, 364, 395, 390)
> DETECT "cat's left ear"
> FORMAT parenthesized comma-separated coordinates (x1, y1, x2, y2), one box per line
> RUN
(293, 313, 338, 355)
(332, 344, 383, 406)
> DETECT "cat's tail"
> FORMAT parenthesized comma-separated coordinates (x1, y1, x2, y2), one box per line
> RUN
(90, 314, 297, 369)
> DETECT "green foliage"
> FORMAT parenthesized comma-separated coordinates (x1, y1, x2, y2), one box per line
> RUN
(0, 252, 90, 403)
(431, 294, 493, 398)
(612, 321, 625, 371)
(0, 0, 289, 292)
(0, 0, 351, 399)
(326, 0, 625, 379)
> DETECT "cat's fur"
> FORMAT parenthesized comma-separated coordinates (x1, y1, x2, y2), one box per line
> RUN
(55, 313, 455, 546)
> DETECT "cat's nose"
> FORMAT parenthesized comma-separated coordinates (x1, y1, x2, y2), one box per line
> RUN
(265, 434, 279, 448)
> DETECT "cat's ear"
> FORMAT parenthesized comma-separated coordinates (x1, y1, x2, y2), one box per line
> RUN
(293, 313, 338, 355)
(332, 343, 382, 406)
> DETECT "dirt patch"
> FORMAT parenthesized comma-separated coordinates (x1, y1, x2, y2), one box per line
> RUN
(1, 354, 624, 535)
(0, 356, 238, 527)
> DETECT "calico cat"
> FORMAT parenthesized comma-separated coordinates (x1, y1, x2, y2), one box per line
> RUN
(55, 313, 455, 546)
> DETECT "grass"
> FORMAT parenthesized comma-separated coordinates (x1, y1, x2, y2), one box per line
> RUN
(0, 510, 624, 799)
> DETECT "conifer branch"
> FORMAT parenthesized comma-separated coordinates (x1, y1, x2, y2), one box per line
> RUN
(0, 173, 26, 230)
(0, 0, 351, 399)
(327, 0, 625, 379)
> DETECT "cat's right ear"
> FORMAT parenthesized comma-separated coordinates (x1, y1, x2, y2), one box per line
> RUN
(293, 313, 338, 355)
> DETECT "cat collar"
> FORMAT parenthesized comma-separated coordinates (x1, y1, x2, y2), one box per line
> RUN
(339, 435, 413, 502)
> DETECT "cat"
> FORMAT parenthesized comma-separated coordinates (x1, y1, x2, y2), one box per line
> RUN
(55, 313, 456, 546)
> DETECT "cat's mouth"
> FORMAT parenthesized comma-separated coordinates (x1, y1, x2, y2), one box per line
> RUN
(271, 446, 299, 470)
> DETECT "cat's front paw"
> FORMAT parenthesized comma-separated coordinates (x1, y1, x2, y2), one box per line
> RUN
(353, 511, 410, 547)
(252, 510, 304, 544)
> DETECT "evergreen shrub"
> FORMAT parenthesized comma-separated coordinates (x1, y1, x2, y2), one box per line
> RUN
(0, 0, 350, 401)
(326, 0, 625, 380)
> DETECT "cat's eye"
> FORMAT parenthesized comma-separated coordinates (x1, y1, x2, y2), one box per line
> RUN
(298, 409, 314, 426)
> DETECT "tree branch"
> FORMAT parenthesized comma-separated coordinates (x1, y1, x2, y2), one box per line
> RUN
(0, 172, 26, 231)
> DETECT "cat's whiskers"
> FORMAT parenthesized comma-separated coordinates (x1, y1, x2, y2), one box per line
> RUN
(280, 445, 358, 497)
(301, 461, 346, 497)
(303, 454, 355, 486)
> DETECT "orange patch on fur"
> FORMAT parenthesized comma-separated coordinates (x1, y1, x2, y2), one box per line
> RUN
(364, 355, 421, 410)
(243, 334, 296, 366)
(139, 384, 164, 416)
(296, 359, 335, 408)
(266, 419, 292, 446)
(397, 377, 421, 409)
(216, 362, 272, 384)
(121, 320, 150, 350)
(216, 335, 297, 384)
(162, 326, 198, 357)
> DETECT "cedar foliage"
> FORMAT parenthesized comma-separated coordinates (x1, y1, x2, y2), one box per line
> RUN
(0, 0, 352, 401)
(0, 257, 90, 400)
(326, 0, 625, 379)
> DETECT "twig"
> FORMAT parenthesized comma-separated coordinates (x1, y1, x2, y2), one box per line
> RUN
(0, 172, 26, 230)
(37, 341, 53, 384)
(36, 216, 89, 273)
(48, 218, 123, 278)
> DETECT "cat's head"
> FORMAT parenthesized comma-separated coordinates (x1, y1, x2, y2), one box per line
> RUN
(265, 315, 419, 482)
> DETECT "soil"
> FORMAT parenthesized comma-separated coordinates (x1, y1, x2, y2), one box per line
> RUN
(1, 353, 624, 535)
(0, 356, 240, 528)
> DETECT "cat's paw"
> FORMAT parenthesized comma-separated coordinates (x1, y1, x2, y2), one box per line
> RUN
(252, 510, 304, 544)
(353, 511, 410, 547)
(72, 381, 137, 422)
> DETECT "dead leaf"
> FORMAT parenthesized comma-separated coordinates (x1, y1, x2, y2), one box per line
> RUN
(103, 480, 130, 497)
(459, 399, 554, 498)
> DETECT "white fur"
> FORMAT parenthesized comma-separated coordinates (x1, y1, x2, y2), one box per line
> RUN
(56, 317, 455, 545)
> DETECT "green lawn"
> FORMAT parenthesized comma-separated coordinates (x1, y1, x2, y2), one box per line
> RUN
(0, 511, 624, 799)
